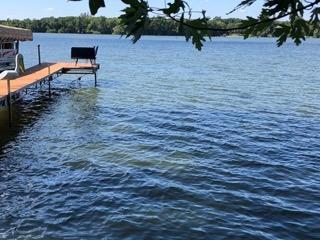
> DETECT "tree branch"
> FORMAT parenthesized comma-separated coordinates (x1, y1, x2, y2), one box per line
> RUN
(167, 0, 320, 32)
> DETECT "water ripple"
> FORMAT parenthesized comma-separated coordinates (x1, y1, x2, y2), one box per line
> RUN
(1, 35, 320, 239)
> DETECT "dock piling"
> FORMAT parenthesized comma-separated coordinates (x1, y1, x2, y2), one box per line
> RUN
(38, 45, 41, 65)
(6, 79, 12, 127)
(94, 71, 97, 87)
(48, 76, 53, 98)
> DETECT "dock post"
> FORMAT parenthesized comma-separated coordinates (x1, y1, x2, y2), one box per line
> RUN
(16, 41, 20, 53)
(48, 76, 52, 98)
(94, 70, 97, 87)
(37, 45, 41, 65)
(6, 79, 12, 128)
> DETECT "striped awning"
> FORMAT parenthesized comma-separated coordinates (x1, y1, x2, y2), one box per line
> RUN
(0, 24, 33, 41)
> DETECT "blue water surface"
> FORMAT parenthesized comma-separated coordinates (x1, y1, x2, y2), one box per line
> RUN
(0, 34, 320, 239)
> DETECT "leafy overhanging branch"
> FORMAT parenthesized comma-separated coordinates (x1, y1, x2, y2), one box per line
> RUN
(69, 0, 320, 50)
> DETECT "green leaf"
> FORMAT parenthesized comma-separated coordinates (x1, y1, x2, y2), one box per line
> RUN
(161, 0, 185, 15)
(183, 18, 210, 50)
(89, 0, 105, 15)
(228, 0, 257, 14)
(119, 0, 149, 43)
(178, 13, 185, 34)
(273, 25, 290, 47)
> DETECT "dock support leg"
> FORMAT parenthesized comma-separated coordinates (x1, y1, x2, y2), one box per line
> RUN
(7, 95, 12, 128)
(48, 76, 52, 98)
(6, 79, 12, 128)
(94, 71, 97, 87)
(38, 45, 41, 65)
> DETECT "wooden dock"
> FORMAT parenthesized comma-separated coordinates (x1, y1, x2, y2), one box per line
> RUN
(0, 62, 99, 102)
(0, 62, 99, 127)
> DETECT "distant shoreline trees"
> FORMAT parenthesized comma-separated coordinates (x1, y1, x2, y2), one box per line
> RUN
(1, 15, 320, 38)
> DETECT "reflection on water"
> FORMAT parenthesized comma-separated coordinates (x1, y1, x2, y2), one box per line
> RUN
(0, 34, 320, 239)
(0, 86, 72, 148)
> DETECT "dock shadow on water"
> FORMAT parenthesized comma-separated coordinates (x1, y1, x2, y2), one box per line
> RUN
(0, 82, 97, 151)
(0, 94, 54, 150)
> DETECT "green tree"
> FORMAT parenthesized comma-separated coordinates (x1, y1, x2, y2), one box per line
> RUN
(2, 15, 320, 39)
(70, 0, 320, 50)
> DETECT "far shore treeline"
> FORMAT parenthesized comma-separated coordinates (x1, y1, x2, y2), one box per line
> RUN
(1, 14, 320, 37)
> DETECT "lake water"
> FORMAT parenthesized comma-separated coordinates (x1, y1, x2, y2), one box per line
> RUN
(0, 34, 319, 239)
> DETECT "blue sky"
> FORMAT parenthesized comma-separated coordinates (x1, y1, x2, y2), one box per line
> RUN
(0, 0, 263, 20)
